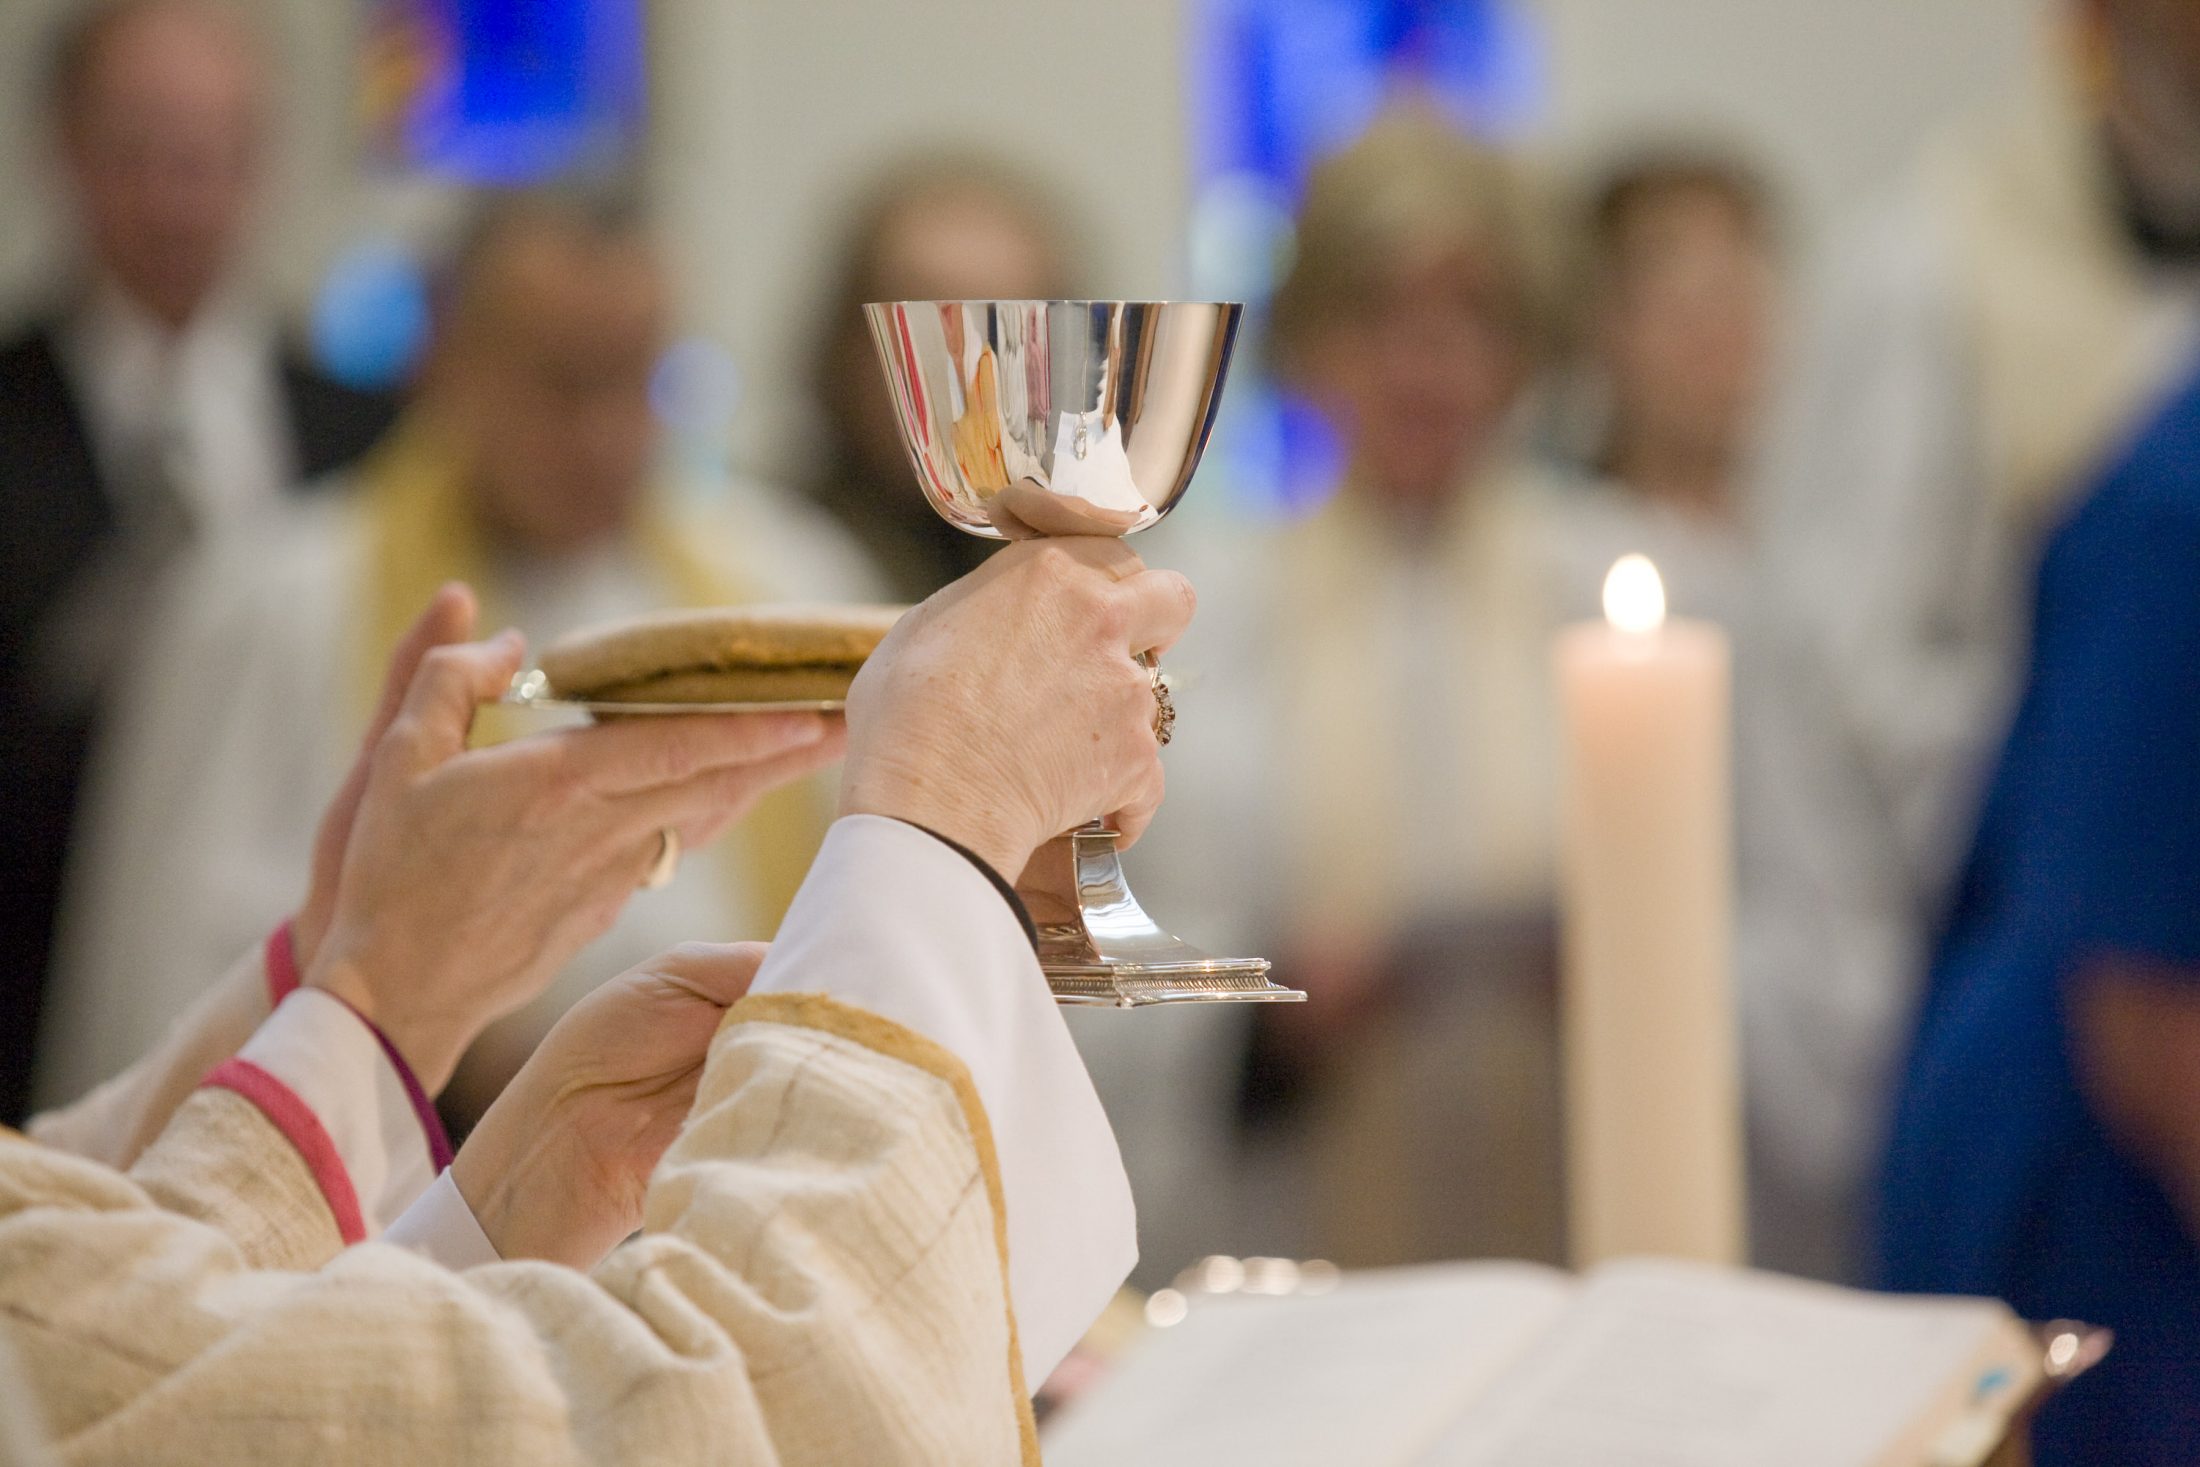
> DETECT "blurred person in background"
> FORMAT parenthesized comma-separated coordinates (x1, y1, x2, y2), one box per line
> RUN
(0, 0, 396, 1124)
(1739, 0, 2200, 1283)
(1881, 356, 2200, 1465)
(38, 187, 877, 1125)
(1577, 153, 1778, 526)
(1534, 148, 1783, 769)
(797, 154, 1073, 601)
(1229, 106, 1617, 1268)
(1552, 150, 1855, 1278)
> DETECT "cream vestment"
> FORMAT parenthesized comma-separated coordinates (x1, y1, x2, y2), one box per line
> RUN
(3, 816, 1133, 1464)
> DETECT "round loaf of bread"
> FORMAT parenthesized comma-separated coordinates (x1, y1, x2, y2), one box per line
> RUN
(538, 603, 907, 705)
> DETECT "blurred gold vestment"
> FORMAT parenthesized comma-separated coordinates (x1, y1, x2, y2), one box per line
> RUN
(354, 418, 826, 930)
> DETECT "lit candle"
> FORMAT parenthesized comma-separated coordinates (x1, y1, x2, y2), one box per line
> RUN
(1554, 554, 1743, 1266)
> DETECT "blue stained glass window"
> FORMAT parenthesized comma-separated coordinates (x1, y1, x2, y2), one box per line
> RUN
(364, 0, 645, 186)
(1187, 0, 1546, 516)
(1194, 0, 1543, 192)
(319, 1, 645, 382)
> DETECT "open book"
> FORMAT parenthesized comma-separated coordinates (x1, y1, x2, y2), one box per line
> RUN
(1042, 1258, 2054, 1467)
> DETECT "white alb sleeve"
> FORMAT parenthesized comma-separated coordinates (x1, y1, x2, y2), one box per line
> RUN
(234, 989, 441, 1235)
(383, 1167, 501, 1269)
(748, 814, 1137, 1384)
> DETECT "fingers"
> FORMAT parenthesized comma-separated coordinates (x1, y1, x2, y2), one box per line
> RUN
(553, 711, 833, 797)
(385, 629, 528, 773)
(1109, 756, 1167, 849)
(1116, 567, 1197, 657)
(302, 586, 482, 964)
(1043, 536, 1146, 581)
(978, 534, 1143, 589)
(1011, 541, 1192, 652)
(672, 725, 850, 849)
(646, 941, 772, 1009)
(368, 584, 477, 748)
(612, 721, 848, 850)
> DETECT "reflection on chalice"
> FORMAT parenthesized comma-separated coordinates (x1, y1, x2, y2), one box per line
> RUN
(864, 299, 1304, 1006)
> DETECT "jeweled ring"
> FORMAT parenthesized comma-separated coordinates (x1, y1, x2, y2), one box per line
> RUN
(642, 827, 681, 890)
(1148, 662, 1176, 746)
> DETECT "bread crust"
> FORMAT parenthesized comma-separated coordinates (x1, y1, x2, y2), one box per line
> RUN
(582, 666, 862, 704)
(539, 604, 906, 702)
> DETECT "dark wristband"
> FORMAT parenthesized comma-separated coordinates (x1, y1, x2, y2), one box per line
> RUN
(272, 918, 453, 1170)
(903, 822, 1041, 953)
(319, 989, 457, 1172)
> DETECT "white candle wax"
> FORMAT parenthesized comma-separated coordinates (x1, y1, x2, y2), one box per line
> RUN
(1554, 555, 1744, 1267)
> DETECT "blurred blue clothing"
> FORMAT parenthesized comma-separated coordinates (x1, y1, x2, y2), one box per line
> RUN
(1878, 359, 2200, 1464)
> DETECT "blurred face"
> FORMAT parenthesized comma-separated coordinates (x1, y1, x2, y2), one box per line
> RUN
(1598, 188, 1776, 468)
(839, 191, 1059, 479)
(438, 228, 669, 557)
(1302, 246, 1530, 514)
(2100, 0, 2200, 211)
(57, 2, 267, 328)
(2103, 0, 2200, 104)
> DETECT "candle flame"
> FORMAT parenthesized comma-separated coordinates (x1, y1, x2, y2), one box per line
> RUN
(1603, 554, 1666, 635)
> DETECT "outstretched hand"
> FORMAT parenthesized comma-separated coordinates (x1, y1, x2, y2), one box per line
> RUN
(451, 943, 770, 1269)
(294, 582, 477, 970)
(300, 588, 843, 1093)
(839, 537, 1195, 879)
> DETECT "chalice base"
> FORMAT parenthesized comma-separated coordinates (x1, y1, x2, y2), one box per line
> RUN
(1017, 825, 1306, 1007)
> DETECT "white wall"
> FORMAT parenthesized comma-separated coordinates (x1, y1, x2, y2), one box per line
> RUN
(1531, 0, 2052, 238)
(0, 0, 2049, 468)
(649, 0, 2051, 474)
(647, 0, 1190, 476)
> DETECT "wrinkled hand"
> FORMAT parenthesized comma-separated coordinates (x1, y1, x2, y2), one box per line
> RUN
(294, 583, 476, 970)
(451, 943, 768, 1268)
(306, 608, 844, 1092)
(838, 537, 1196, 878)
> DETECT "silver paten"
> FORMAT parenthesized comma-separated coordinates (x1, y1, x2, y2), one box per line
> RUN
(502, 667, 845, 716)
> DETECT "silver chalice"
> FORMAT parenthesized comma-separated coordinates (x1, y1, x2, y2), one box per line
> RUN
(864, 299, 1303, 1007)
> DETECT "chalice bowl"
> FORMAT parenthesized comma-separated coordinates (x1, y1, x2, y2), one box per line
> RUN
(864, 299, 1303, 1007)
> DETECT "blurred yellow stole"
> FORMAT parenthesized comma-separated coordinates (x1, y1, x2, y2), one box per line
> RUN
(351, 421, 823, 934)
(1276, 464, 1559, 946)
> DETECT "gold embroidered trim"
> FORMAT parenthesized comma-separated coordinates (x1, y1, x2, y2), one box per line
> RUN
(721, 992, 1042, 1466)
